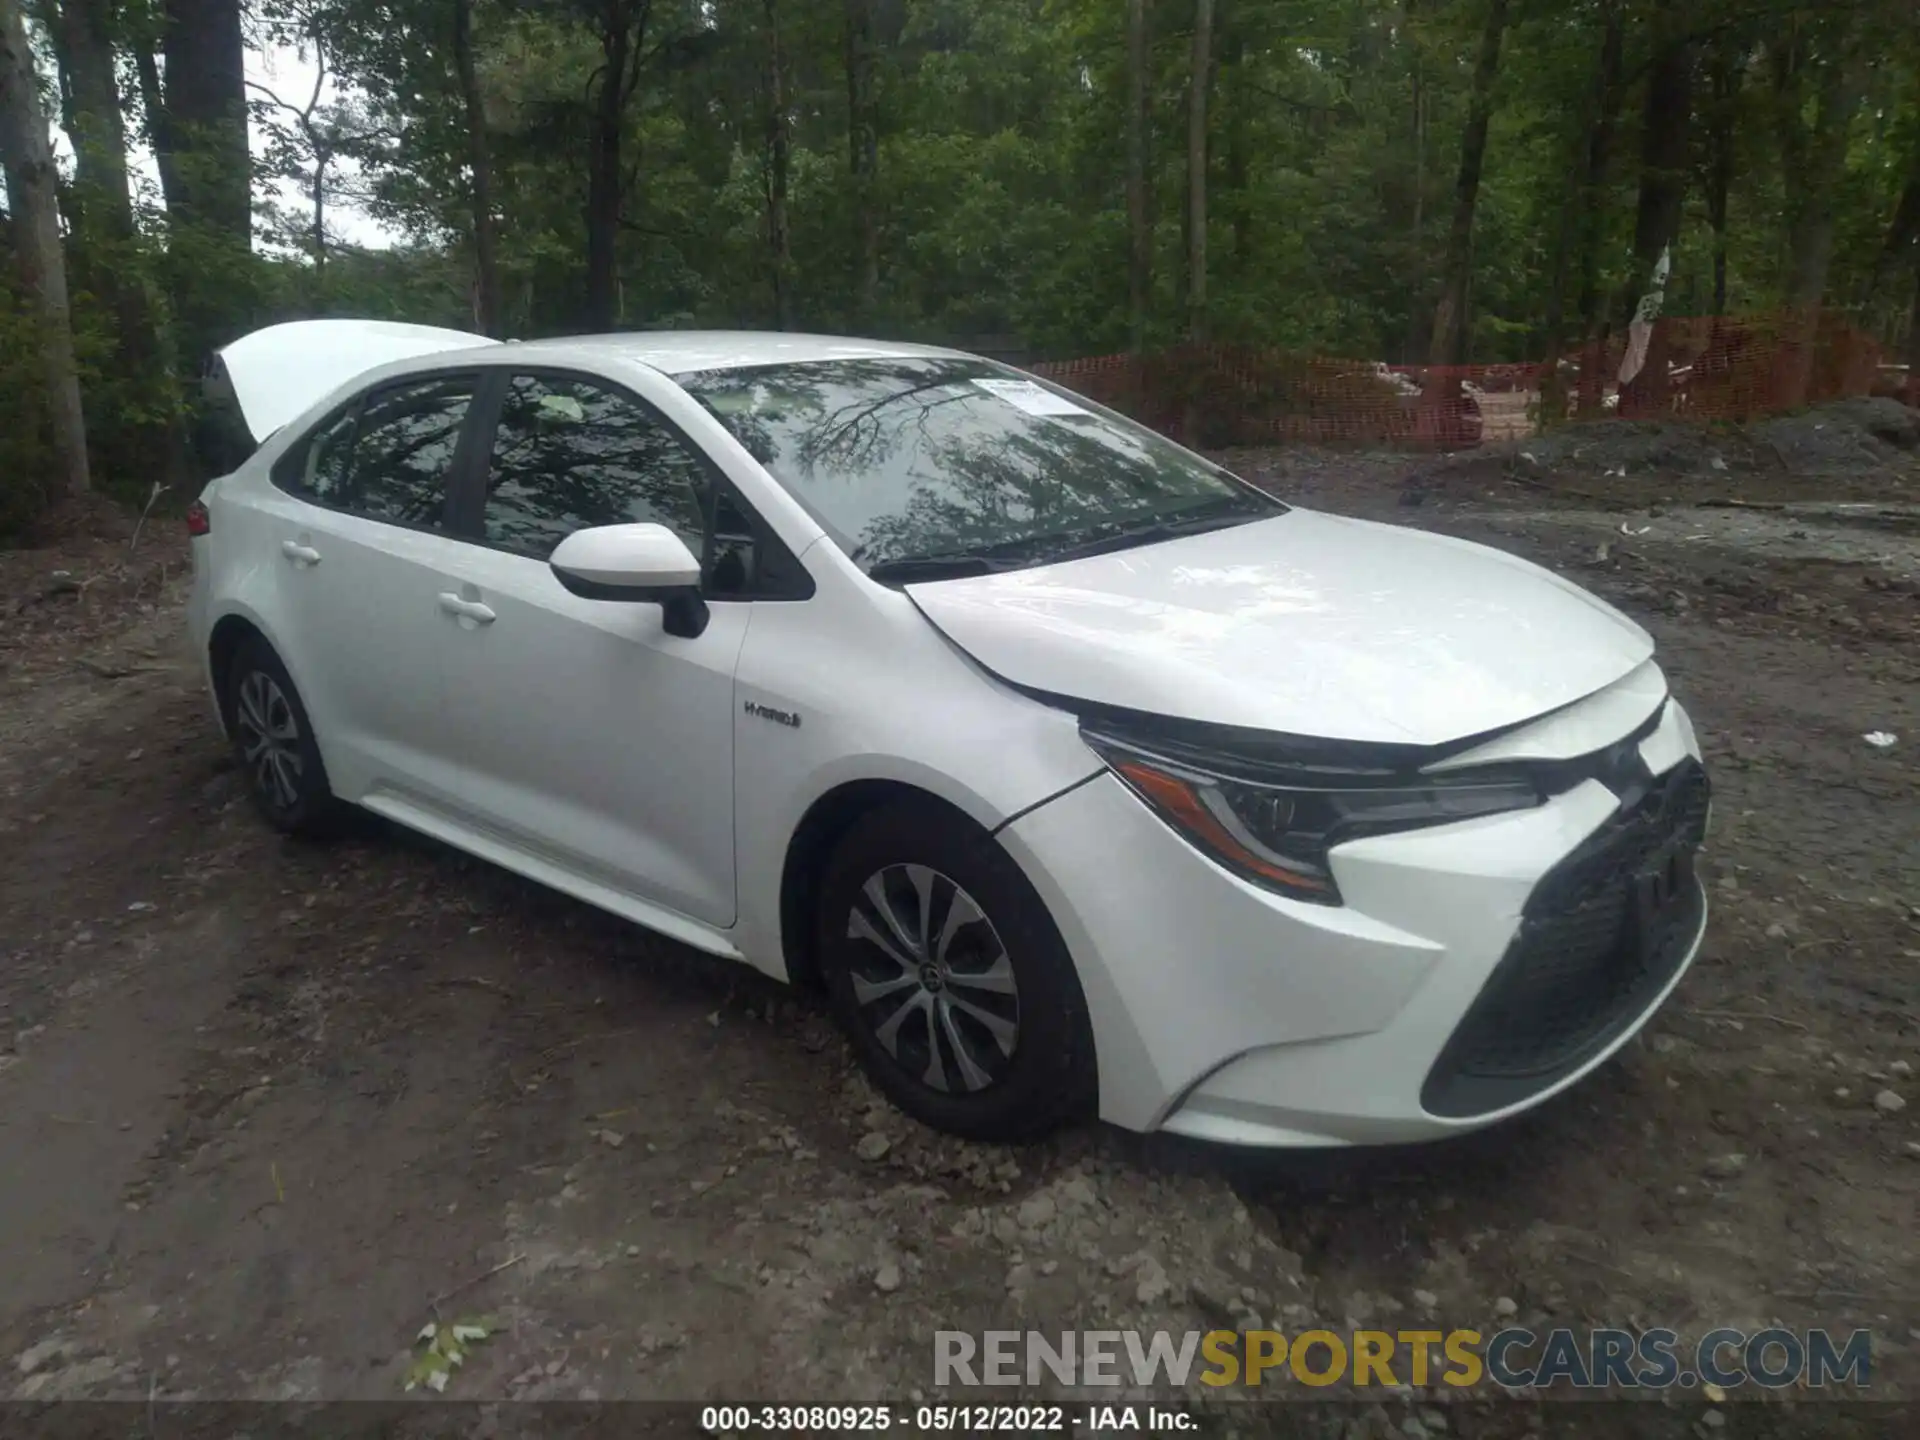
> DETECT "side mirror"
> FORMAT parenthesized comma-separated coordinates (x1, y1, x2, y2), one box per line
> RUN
(549, 523, 709, 638)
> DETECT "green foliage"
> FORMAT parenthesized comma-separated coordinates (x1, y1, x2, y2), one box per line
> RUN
(0, 278, 54, 537)
(2, 0, 1917, 539)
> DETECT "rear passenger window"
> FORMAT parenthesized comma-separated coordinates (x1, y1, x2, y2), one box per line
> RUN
(297, 410, 357, 504)
(481, 375, 709, 560)
(349, 377, 476, 528)
(270, 375, 475, 529)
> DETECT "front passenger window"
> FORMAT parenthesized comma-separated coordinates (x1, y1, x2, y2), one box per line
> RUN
(482, 375, 710, 560)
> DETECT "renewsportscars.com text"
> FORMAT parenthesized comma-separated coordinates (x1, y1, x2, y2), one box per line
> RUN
(934, 1327, 1872, 1391)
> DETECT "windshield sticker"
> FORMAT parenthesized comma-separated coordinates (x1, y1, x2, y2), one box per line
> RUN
(972, 377, 1090, 418)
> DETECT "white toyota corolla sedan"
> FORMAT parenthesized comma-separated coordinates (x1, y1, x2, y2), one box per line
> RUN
(187, 320, 1710, 1146)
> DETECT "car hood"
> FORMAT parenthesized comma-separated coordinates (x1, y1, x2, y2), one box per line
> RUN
(215, 319, 498, 442)
(904, 508, 1655, 747)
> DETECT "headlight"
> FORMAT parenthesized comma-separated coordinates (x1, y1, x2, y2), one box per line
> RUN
(1081, 726, 1543, 905)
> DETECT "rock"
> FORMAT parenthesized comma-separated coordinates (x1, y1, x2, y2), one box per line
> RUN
(1005, 1264, 1034, 1294)
(1418, 1409, 1448, 1433)
(1703, 1153, 1746, 1179)
(1904, 1141, 1920, 1158)
(1412, 1289, 1439, 1310)
(855, 1133, 891, 1162)
(1890, 1061, 1912, 1078)
(1054, 1174, 1098, 1211)
(1016, 1193, 1057, 1230)
(1135, 1257, 1171, 1306)
(1494, 1296, 1518, 1318)
(1764, 922, 1788, 939)
(874, 1261, 902, 1293)
(1399, 1418, 1429, 1440)
(594, 1129, 625, 1148)
(1873, 1089, 1906, 1115)
(1701, 1409, 1726, 1430)
(15, 1340, 67, 1376)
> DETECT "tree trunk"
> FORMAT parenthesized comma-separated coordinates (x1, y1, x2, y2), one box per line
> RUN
(1568, 3, 1627, 416)
(132, 45, 180, 215)
(584, 2, 644, 331)
(56, 0, 187, 485)
(161, 0, 250, 379)
(1125, 0, 1150, 353)
(1867, 155, 1920, 303)
(1185, 0, 1213, 344)
(53, 0, 131, 233)
(1905, 263, 1920, 408)
(844, 0, 879, 322)
(1404, 0, 1426, 361)
(1541, 0, 1624, 422)
(1222, 17, 1248, 276)
(1614, 14, 1694, 416)
(1703, 41, 1741, 315)
(1425, 0, 1508, 373)
(1771, 30, 1864, 409)
(453, 0, 502, 336)
(763, 0, 793, 329)
(161, 0, 248, 241)
(311, 152, 329, 294)
(0, 0, 92, 496)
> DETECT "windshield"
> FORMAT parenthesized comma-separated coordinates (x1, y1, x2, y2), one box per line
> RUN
(676, 357, 1282, 574)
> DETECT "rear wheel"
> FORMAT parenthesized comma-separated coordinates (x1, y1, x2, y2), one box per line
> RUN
(223, 637, 345, 837)
(815, 800, 1096, 1142)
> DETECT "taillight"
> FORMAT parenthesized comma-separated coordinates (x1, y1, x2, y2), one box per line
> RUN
(186, 500, 211, 537)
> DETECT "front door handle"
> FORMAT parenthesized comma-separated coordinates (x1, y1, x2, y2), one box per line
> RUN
(437, 592, 496, 625)
(281, 541, 321, 566)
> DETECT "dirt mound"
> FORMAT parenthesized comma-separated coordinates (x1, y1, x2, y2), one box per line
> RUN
(1404, 398, 1920, 506)
(1752, 396, 1920, 466)
(1519, 419, 1751, 476)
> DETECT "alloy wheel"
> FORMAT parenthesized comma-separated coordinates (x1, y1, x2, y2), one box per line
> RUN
(844, 862, 1020, 1093)
(235, 669, 304, 813)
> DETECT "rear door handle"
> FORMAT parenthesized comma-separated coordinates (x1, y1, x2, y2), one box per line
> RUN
(437, 592, 496, 625)
(281, 541, 321, 566)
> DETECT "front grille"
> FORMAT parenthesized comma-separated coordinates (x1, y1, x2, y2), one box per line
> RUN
(1422, 759, 1710, 1119)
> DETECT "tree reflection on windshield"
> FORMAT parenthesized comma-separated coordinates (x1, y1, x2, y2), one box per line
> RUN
(680, 358, 1278, 569)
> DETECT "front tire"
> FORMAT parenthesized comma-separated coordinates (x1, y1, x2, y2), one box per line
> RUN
(815, 799, 1096, 1143)
(223, 637, 345, 837)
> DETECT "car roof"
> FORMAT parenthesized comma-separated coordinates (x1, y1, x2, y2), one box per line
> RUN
(504, 331, 973, 377)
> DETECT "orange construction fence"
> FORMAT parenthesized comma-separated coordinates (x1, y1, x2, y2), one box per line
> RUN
(1028, 313, 1907, 451)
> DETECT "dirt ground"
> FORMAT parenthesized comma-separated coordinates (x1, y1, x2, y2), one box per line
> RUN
(1, 405, 1915, 1437)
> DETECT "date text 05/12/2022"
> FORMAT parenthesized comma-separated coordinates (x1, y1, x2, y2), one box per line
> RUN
(697, 1405, 1191, 1432)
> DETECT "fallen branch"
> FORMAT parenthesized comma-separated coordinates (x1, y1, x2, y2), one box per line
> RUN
(426, 1252, 525, 1319)
(77, 656, 170, 679)
(129, 481, 169, 552)
(1788, 937, 1847, 956)
(536, 1026, 642, 1067)
(434, 976, 515, 998)
(1685, 1007, 1810, 1032)
(1693, 498, 1785, 511)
